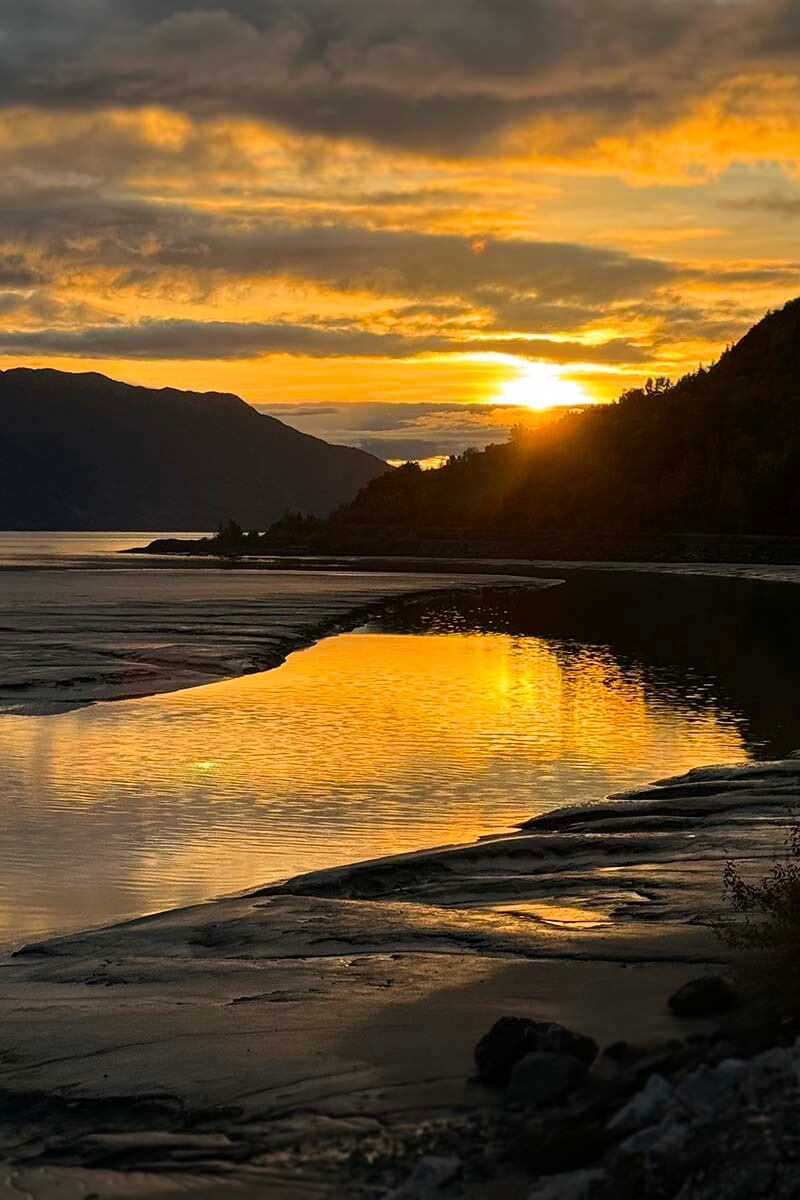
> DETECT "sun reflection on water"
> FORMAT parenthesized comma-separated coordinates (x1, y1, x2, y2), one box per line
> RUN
(0, 629, 746, 941)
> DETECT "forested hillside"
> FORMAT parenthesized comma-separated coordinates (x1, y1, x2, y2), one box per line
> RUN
(295, 299, 800, 542)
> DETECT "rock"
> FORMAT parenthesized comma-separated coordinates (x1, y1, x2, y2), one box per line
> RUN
(388, 1156, 462, 1199)
(595, 1041, 643, 1080)
(602, 1041, 637, 1065)
(538, 1024, 599, 1068)
(668, 976, 739, 1018)
(528, 1168, 607, 1199)
(608, 1073, 677, 1134)
(677, 1060, 746, 1114)
(521, 1118, 611, 1173)
(508, 1052, 587, 1107)
(475, 1017, 598, 1085)
(620, 1117, 690, 1159)
(527, 1035, 800, 1199)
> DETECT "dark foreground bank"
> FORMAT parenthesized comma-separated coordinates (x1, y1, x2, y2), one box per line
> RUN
(128, 529, 800, 564)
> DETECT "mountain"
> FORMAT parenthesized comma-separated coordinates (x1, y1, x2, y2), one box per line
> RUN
(0, 368, 387, 530)
(269, 299, 800, 552)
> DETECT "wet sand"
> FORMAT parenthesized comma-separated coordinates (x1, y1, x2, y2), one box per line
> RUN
(6, 550, 800, 715)
(0, 569, 546, 714)
(0, 756, 793, 1198)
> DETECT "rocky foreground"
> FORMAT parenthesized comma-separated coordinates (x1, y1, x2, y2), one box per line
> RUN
(0, 757, 798, 1198)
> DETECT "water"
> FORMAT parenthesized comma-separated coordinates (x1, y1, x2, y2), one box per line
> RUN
(0, 561, 528, 714)
(0, 627, 746, 944)
(1, 553, 798, 944)
(0, 530, 208, 567)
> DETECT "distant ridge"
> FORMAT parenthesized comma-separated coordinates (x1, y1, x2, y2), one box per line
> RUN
(0, 368, 387, 530)
(263, 298, 800, 552)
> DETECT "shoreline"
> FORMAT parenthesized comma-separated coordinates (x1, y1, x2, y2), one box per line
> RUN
(7, 552, 800, 716)
(0, 568, 549, 716)
(0, 755, 794, 1197)
(124, 528, 800, 566)
(3, 562, 800, 1194)
(120, 546, 800, 586)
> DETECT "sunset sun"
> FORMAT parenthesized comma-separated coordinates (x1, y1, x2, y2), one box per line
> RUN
(495, 361, 588, 411)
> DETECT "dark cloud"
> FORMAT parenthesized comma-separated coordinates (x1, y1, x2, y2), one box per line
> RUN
(725, 192, 800, 218)
(266, 404, 342, 418)
(711, 266, 800, 286)
(0, 1, 795, 154)
(0, 292, 28, 316)
(0, 2, 788, 391)
(0, 186, 674, 309)
(480, 294, 596, 333)
(0, 317, 648, 364)
(0, 182, 760, 369)
(0, 319, 427, 360)
(261, 399, 575, 461)
(0, 255, 41, 288)
(383, 302, 474, 321)
(266, 400, 520, 433)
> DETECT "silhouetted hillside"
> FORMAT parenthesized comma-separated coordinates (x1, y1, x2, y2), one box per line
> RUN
(268, 299, 800, 551)
(0, 369, 386, 529)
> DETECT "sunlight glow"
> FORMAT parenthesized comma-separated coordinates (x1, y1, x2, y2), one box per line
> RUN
(192, 759, 220, 773)
(387, 454, 450, 470)
(0, 630, 745, 939)
(496, 361, 588, 411)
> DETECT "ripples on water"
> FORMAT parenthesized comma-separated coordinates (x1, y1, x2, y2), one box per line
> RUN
(0, 622, 753, 943)
(2, 562, 800, 943)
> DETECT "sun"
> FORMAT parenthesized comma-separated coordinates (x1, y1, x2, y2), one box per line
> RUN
(496, 361, 588, 411)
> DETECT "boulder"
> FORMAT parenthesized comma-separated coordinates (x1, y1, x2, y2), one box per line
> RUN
(475, 1017, 598, 1085)
(668, 976, 739, 1018)
(528, 1168, 607, 1199)
(522, 1118, 611, 1173)
(608, 1073, 677, 1134)
(677, 1060, 747, 1114)
(508, 1052, 587, 1107)
(388, 1156, 462, 1199)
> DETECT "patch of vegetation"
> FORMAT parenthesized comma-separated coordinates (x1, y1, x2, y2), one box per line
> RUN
(212, 519, 263, 554)
(715, 817, 800, 1015)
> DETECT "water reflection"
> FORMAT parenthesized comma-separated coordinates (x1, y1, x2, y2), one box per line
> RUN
(380, 572, 800, 757)
(0, 604, 748, 942)
(0, 531, 211, 567)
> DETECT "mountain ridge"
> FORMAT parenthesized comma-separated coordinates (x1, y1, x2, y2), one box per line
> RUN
(0, 367, 387, 530)
(267, 299, 800, 548)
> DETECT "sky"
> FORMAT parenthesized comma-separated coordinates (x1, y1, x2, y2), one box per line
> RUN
(1, 1, 800, 463)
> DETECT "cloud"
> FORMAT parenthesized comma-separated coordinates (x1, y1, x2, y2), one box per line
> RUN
(0, 177, 776, 387)
(480, 295, 597, 333)
(0, 255, 40, 288)
(0, 185, 674, 307)
(1, 1, 799, 157)
(725, 191, 800, 218)
(0, 319, 423, 360)
(0, 317, 649, 365)
(0, 0, 796, 430)
(262, 398, 573, 461)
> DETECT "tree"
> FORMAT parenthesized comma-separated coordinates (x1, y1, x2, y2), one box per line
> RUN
(214, 519, 244, 549)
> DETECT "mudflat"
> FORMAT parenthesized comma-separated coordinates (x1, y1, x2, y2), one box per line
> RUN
(0, 756, 791, 1198)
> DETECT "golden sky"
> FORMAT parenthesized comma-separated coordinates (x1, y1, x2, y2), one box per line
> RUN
(2, 1, 800, 459)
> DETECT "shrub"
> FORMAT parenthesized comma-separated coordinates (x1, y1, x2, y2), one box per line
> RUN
(714, 818, 800, 1015)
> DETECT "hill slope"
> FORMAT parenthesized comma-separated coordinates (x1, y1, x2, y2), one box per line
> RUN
(298, 299, 800, 544)
(0, 369, 387, 530)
